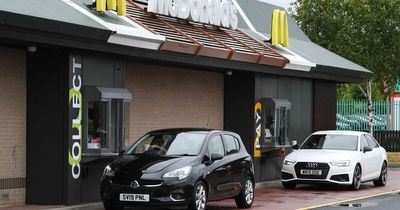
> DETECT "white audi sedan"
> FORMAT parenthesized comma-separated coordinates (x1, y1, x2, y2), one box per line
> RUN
(281, 131, 387, 190)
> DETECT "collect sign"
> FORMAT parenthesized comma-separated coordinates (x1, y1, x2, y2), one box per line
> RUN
(69, 56, 83, 180)
(148, 0, 238, 29)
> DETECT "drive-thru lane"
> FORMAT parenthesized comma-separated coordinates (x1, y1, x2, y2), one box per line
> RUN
(1, 169, 399, 210)
(207, 168, 400, 210)
(311, 190, 400, 210)
(117, 168, 400, 210)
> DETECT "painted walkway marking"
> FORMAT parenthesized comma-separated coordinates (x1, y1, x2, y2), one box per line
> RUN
(296, 189, 400, 210)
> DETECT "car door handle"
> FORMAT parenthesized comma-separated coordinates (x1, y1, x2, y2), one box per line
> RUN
(215, 165, 232, 172)
(223, 165, 232, 170)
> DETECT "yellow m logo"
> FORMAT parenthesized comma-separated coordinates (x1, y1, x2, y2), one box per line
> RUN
(96, 0, 126, 16)
(271, 9, 289, 47)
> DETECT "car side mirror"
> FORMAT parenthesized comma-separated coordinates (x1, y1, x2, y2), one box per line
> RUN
(291, 140, 299, 149)
(211, 153, 223, 162)
(363, 146, 372, 153)
(119, 149, 126, 156)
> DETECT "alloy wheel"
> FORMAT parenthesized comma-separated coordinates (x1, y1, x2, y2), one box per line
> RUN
(244, 179, 254, 205)
(195, 184, 206, 210)
(353, 165, 361, 189)
(382, 164, 387, 185)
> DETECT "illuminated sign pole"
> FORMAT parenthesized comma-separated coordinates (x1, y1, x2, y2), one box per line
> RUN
(254, 102, 262, 158)
(67, 55, 83, 204)
(147, 0, 238, 30)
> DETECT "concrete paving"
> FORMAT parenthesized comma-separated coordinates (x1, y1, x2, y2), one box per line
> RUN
(1, 168, 400, 210)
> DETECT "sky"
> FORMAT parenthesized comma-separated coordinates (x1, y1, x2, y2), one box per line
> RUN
(258, 0, 296, 10)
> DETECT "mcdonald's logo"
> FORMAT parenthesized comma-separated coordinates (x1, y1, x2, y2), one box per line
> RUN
(271, 9, 289, 47)
(96, 0, 126, 16)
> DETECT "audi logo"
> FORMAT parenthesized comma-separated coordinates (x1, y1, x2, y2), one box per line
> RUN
(306, 162, 318, 168)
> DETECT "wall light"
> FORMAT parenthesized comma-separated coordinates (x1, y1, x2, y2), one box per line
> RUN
(27, 46, 37, 53)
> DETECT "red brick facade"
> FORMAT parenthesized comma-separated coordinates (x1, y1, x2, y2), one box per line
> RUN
(0, 47, 26, 206)
(125, 63, 224, 146)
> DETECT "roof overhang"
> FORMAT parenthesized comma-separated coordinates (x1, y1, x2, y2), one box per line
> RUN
(124, 0, 289, 68)
(63, 0, 165, 50)
(233, 0, 316, 72)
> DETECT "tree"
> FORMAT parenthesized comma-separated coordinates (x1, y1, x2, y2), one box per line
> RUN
(289, 0, 400, 133)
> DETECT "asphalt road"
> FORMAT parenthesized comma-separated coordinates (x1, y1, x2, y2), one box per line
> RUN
(313, 191, 400, 210)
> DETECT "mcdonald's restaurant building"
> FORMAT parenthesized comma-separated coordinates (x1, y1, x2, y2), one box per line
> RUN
(0, 0, 371, 207)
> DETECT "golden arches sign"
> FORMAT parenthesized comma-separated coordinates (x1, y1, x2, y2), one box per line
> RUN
(271, 9, 289, 48)
(96, 0, 126, 16)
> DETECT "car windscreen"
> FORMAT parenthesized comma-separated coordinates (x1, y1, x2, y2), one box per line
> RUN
(126, 132, 207, 156)
(300, 134, 358, 151)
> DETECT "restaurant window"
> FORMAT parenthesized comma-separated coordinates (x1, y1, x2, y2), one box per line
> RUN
(87, 100, 110, 150)
(83, 87, 132, 156)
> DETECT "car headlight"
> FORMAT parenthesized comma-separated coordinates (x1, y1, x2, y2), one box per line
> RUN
(162, 166, 192, 180)
(330, 160, 350, 167)
(283, 159, 296, 165)
(103, 165, 115, 177)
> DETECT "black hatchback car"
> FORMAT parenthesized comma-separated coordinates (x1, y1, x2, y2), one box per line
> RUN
(100, 128, 255, 210)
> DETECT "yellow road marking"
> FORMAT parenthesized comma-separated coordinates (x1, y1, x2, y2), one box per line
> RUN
(296, 189, 400, 210)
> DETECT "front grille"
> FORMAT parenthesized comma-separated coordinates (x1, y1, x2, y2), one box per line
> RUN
(142, 179, 163, 186)
(111, 178, 163, 188)
(294, 162, 330, 179)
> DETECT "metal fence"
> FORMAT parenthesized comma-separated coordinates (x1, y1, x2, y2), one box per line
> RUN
(374, 131, 400, 152)
(337, 100, 400, 152)
(337, 100, 400, 131)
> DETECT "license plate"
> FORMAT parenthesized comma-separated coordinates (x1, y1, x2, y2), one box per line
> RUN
(119, 193, 150, 202)
(300, 169, 322, 175)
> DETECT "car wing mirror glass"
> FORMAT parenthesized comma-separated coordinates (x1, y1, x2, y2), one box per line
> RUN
(363, 146, 372, 153)
(211, 153, 223, 162)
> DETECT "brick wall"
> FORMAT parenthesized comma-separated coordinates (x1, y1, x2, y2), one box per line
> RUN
(125, 63, 223, 146)
(0, 47, 26, 206)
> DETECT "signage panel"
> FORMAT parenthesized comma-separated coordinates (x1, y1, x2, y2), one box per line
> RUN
(96, 0, 126, 16)
(271, 9, 289, 47)
(148, 0, 238, 29)
(254, 102, 262, 158)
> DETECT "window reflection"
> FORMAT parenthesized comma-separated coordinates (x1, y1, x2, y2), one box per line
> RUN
(87, 101, 109, 149)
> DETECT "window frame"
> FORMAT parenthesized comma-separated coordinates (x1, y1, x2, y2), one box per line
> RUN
(365, 134, 379, 148)
(359, 135, 369, 152)
(222, 134, 240, 155)
(207, 134, 225, 158)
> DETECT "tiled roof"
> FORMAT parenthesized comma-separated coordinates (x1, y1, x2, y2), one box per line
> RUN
(126, 0, 288, 67)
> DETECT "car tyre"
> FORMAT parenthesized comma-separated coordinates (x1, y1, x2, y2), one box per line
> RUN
(350, 164, 362, 190)
(282, 181, 297, 189)
(103, 201, 124, 210)
(235, 178, 254, 208)
(189, 181, 207, 210)
(373, 162, 387, 186)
